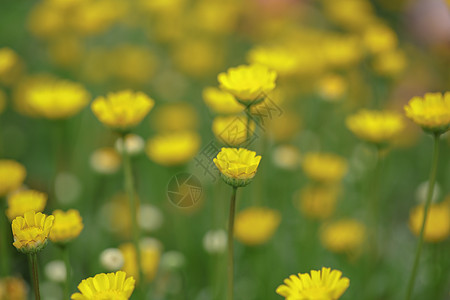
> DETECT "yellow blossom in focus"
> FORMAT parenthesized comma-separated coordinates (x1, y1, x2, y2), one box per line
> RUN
(404, 92, 450, 133)
(218, 64, 277, 103)
(317, 74, 347, 102)
(151, 103, 199, 132)
(320, 219, 366, 254)
(12, 211, 54, 254)
(71, 271, 135, 300)
(212, 115, 255, 146)
(202, 87, 244, 115)
(302, 153, 348, 183)
(0, 48, 23, 86)
(146, 131, 200, 166)
(234, 207, 281, 246)
(91, 90, 155, 130)
(90, 147, 121, 175)
(6, 190, 47, 221)
(213, 147, 261, 187)
(0, 89, 6, 114)
(299, 185, 340, 220)
(0, 160, 26, 197)
(49, 209, 84, 244)
(0, 277, 27, 300)
(25, 79, 90, 119)
(247, 46, 300, 77)
(372, 49, 407, 77)
(119, 241, 161, 283)
(346, 109, 405, 144)
(409, 201, 450, 243)
(276, 267, 350, 300)
(363, 23, 397, 54)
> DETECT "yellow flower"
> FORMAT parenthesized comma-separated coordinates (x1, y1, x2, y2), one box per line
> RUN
(6, 190, 47, 221)
(302, 153, 348, 183)
(363, 23, 397, 54)
(409, 201, 450, 243)
(346, 109, 405, 144)
(372, 49, 407, 77)
(91, 90, 155, 130)
(49, 209, 84, 244)
(323, 35, 362, 68)
(323, 0, 375, 30)
(213, 147, 262, 187)
(218, 64, 277, 103)
(119, 240, 161, 283)
(202, 87, 244, 115)
(0, 277, 27, 300)
(267, 111, 302, 142)
(317, 74, 347, 102)
(145, 131, 200, 166)
(320, 219, 366, 254)
(0, 48, 23, 86)
(298, 185, 340, 220)
(11, 211, 54, 254)
(276, 267, 350, 300)
(71, 271, 135, 300)
(247, 46, 300, 77)
(234, 207, 281, 246)
(404, 92, 450, 133)
(0, 89, 6, 114)
(151, 102, 199, 132)
(0, 160, 26, 197)
(90, 147, 121, 175)
(110, 45, 157, 84)
(212, 115, 254, 146)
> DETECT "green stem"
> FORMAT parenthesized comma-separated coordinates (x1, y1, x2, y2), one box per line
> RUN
(0, 198, 10, 276)
(62, 245, 71, 299)
(245, 105, 251, 143)
(369, 146, 383, 259)
(29, 253, 41, 300)
(121, 135, 145, 297)
(405, 133, 440, 300)
(227, 186, 237, 300)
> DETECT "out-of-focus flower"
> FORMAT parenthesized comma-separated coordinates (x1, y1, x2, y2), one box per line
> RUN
(0, 89, 7, 114)
(100, 248, 125, 272)
(25, 79, 90, 119)
(48, 36, 83, 68)
(0, 48, 23, 86)
(115, 134, 145, 156)
(212, 115, 254, 146)
(13, 75, 55, 117)
(49, 209, 83, 244)
(119, 239, 161, 283)
(317, 74, 347, 102)
(145, 131, 200, 166)
(247, 46, 300, 77)
(138, 204, 163, 232)
(372, 49, 407, 77)
(160, 251, 185, 271)
(27, 3, 64, 38)
(363, 23, 398, 54)
(320, 219, 366, 254)
(12, 211, 54, 254)
(276, 267, 350, 299)
(71, 271, 135, 300)
(202, 87, 244, 115)
(213, 147, 262, 187)
(298, 185, 340, 220)
(54, 172, 82, 205)
(203, 229, 227, 254)
(101, 193, 135, 237)
(415, 181, 440, 204)
(404, 92, 450, 134)
(151, 103, 199, 132)
(90, 147, 122, 175)
(302, 153, 348, 183)
(110, 45, 157, 84)
(188, 0, 240, 35)
(272, 145, 300, 170)
(0, 277, 27, 300)
(45, 260, 67, 283)
(91, 90, 155, 130)
(346, 109, 405, 145)
(234, 207, 281, 246)
(139, 0, 185, 15)
(218, 64, 277, 103)
(409, 201, 450, 243)
(0, 160, 26, 197)
(323, 0, 375, 30)
(6, 190, 47, 221)
(323, 35, 362, 68)
(267, 111, 302, 142)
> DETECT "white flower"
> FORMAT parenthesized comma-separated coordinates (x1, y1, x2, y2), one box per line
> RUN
(115, 134, 145, 156)
(203, 229, 227, 254)
(100, 248, 124, 271)
(138, 204, 164, 232)
(45, 260, 67, 283)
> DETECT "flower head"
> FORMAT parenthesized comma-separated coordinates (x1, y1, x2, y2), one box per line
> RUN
(247, 46, 300, 77)
(276, 267, 350, 300)
(119, 239, 161, 283)
(213, 148, 261, 187)
(12, 211, 54, 254)
(0, 276, 27, 300)
(212, 115, 254, 146)
(218, 64, 277, 103)
(202, 87, 244, 115)
(346, 109, 405, 144)
(6, 190, 47, 221)
(409, 201, 450, 243)
(302, 153, 348, 183)
(320, 219, 366, 254)
(49, 209, 84, 244)
(298, 185, 340, 220)
(404, 92, 450, 134)
(234, 207, 281, 246)
(91, 90, 155, 130)
(71, 271, 135, 300)
(90, 147, 121, 175)
(0, 160, 26, 197)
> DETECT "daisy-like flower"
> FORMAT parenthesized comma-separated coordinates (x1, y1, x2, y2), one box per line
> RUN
(202, 87, 244, 115)
(276, 267, 350, 300)
(0, 160, 26, 197)
(234, 207, 281, 246)
(71, 271, 135, 300)
(49, 209, 84, 244)
(218, 64, 277, 104)
(12, 211, 54, 254)
(6, 190, 47, 221)
(404, 92, 450, 134)
(302, 153, 348, 183)
(91, 90, 155, 130)
(346, 109, 405, 145)
(213, 147, 262, 187)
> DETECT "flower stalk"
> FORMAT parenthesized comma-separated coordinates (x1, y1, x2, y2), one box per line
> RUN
(29, 253, 41, 300)
(227, 186, 238, 300)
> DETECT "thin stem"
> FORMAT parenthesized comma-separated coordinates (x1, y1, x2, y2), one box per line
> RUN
(405, 133, 440, 300)
(0, 198, 10, 276)
(227, 186, 237, 300)
(121, 135, 145, 296)
(29, 253, 41, 300)
(369, 146, 383, 259)
(62, 245, 71, 300)
(245, 106, 251, 143)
